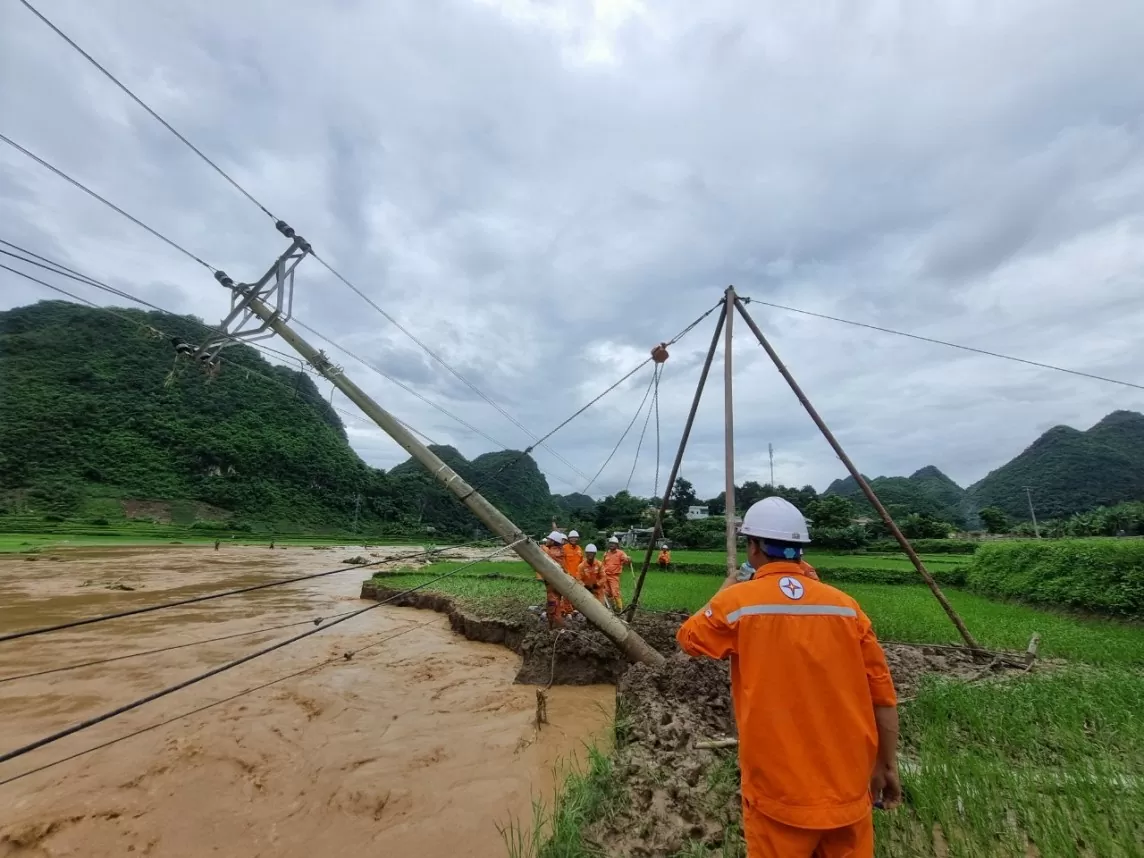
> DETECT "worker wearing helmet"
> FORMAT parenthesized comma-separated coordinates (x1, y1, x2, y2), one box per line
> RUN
(657, 543, 671, 569)
(602, 536, 632, 611)
(677, 497, 900, 858)
(562, 529, 585, 580)
(577, 544, 608, 603)
(540, 531, 570, 629)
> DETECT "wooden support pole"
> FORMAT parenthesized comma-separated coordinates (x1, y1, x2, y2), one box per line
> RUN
(723, 286, 738, 578)
(243, 295, 664, 667)
(627, 302, 726, 618)
(732, 297, 983, 653)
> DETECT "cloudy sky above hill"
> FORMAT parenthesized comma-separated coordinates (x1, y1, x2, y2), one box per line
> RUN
(2, 0, 1142, 500)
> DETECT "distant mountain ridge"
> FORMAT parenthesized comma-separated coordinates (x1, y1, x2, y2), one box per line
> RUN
(825, 411, 1144, 523)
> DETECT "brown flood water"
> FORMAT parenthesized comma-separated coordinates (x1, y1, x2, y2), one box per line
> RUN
(0, 545, 613, 857)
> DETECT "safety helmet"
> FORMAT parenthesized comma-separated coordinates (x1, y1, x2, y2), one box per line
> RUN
(608, 536, 620, 544)
(739, 497, 811, 543)
(568, 530, 579, 538)
(585, 544, 597, 554)
(547, 530, 567, 544)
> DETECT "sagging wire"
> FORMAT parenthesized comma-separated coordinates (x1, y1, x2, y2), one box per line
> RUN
(0, 542, 485, 645)
(0, 540, 526, 771)
(579, 366, 659, 495)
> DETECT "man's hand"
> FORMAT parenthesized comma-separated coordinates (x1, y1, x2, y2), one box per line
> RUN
(869, 761, 902, 809)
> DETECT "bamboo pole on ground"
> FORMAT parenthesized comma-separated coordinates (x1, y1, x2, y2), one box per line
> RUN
(732, 297, 982, 653)
(242, 295, 665, 667)
(723, 287, 738, 578)
(627, 303, 726, 618)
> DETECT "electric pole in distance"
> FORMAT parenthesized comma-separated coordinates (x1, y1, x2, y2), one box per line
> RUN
(769, 443, 775, 487)
(1024, 486, 1040, 538)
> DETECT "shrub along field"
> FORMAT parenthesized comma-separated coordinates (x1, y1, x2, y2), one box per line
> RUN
(373, 555, 1144, 857)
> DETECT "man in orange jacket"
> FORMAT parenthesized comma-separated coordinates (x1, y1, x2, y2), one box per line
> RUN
(577, 544, 608, 603)
(540, 531, 571, 629)
(677, 497, 901, 858)
(602, 536, 632, 611)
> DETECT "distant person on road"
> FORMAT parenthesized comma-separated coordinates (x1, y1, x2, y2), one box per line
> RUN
(577, 544, 607, 603)
(677, 497, 900, 858)
(602, 536, 632, 611)
(214, 540, 220, 551)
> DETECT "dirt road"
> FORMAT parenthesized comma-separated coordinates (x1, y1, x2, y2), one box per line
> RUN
(0, 544, 613, 857)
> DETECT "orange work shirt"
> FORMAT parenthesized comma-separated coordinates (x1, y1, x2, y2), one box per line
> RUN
(562, 543, 584, 577)
(602, 548, 631, 578)
(577, 559, 605, 590)
(657, 549, 671, 565)
(538, 542, 565, 580)
(676, 561, 896, 830)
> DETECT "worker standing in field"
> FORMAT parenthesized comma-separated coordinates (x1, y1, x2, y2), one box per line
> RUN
(657, 542, 671, 569)
(560, 531, 585, 618)
(602, 536, 632, 611)
(577, 544, 608, 603)
(539, 531, 571, 629)
(677, 497, 900, 858)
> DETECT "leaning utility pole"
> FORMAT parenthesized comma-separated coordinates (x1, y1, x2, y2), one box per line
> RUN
(1024, 487, 1041, 538)
(197, 239, 664, 667)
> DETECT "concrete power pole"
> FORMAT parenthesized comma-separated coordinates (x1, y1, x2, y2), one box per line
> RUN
(769, 443, 775, 487)
(1024, 487, 1041, 538)
(206, 253, 664, 667)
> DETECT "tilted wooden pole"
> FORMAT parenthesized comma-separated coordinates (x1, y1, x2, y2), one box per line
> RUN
(243, 295, 665, 667)
(627, 302, 726, 618)
(723, 287, 738, 578)
(732, 297, 982, 652)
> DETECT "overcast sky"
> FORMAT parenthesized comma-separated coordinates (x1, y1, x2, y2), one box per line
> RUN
(2, 0, 1142, 501)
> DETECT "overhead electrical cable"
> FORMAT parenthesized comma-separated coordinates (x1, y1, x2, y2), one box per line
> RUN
(0, 251, 445, 446)
(0, 540, 525, 767)
(580, 366, 658, 495)
(740, 297, 1144, 393)
(626, 369, 658, 492)
(16, 0, 281, 223)
(0, 542, 481, 644)
(0, 133, 216, 272)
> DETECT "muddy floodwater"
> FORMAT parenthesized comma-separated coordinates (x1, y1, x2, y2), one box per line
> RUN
(0, 545, 614, 857)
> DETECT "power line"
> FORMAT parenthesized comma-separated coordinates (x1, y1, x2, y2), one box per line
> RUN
(0, 540, 524, 768)
(581, 366, 658, 495)
(626, 367, 658, 493)
(16, 0, 279, 223)
(0, 254, 441, 446)
(0, 608, 361, 685)
(740, 297, 1144, 393)
(0, 543, 479, 645)
(0, 133, 216, 272)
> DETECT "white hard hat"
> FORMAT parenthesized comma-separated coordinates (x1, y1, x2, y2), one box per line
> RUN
(608, 536, 620, 544)
(568, 530, 579, 538)
(547, 530, 566, 544)
(739, 497, 811, 543)
(586, 544, 597, 553)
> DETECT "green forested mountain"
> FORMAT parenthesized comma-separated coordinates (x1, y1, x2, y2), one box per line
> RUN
(0, 301, 554, 536)
(554, 492, 597, 515)
(825, 466, 969, 527)
(967, 411, 1144, 519)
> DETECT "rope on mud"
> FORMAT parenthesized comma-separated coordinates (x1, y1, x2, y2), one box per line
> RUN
(0, 542, 486, 645)
(0, 609, 359, 684)
(0, 540, 526, 769)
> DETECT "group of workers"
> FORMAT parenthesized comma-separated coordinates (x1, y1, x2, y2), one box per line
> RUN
(538, 528, 632, 627)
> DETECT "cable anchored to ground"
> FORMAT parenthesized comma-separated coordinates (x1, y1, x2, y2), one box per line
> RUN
(0, 543, 482, 645)
(0, 540, 525, 769)
(740, 296, 1144, 392)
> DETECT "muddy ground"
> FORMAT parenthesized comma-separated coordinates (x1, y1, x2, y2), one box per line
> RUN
(0, 546, 613, 858)
(366, 585, 1031, 857)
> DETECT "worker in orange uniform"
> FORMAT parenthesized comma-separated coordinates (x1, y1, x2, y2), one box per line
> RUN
(677, 497, 900, 858)
(561, 530, 585, 616)
(539, 531, 570, 629)
(577, 544, 608, 603)
(657, 543, 671, 569)
(602, 536, 632, 611)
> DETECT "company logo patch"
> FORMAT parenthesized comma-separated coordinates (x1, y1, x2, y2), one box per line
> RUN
(704, 608, 713, 618)
(778, 576, 805, 600)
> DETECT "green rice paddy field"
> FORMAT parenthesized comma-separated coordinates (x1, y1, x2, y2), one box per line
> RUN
(375, 550, 1144, 857)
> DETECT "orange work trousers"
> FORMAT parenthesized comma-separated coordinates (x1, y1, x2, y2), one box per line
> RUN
(743, 808, 873, 858)
(604, 575, 623, 609)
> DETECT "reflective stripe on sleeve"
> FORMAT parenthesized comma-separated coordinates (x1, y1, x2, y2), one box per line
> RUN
(725, 604, 858, 623)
